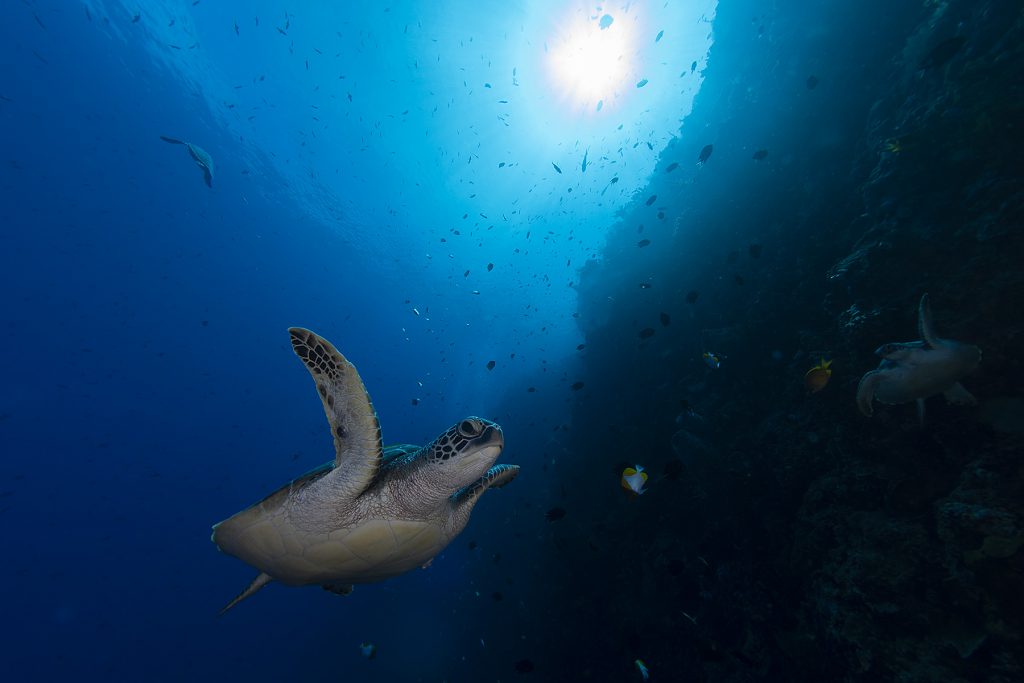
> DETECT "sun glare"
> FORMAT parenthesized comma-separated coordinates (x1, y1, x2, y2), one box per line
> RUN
(548, 12, 635, 110)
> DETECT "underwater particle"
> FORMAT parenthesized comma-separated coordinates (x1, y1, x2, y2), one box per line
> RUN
(635, 659, 650, 681)
(545, 507, 566, 522)
(655, 30, 664, 43)
(486, 360, 496, 370)
(804, 358, 832, 393)
(697, 144, 713, 165)
(636, 78, 649, 88)
(551, 162, 562, 174)
(645, 194, 657, 206)
(685, 290, 700, 304)
(576, 344, 586, 351)
(734, 274, 744, 286)
(639, 283, 651, 289)
(598, 14, 613, 30)
(527, 387, 536, 392)
(660, 312, 671, 326)
(638, 328, 656, 339)
(752, 149, 768, 161)
(570, 381, 584, 391)
(359, 642, 377, 659)
(201, 319, 209, 327)
(468, 540, 477, 550)
(487, 263, 494, 271)
(514, 658, 535, 673)
(666, 162, 679, 172)
(491, 591, 503, 601)
(411, 398, 419, 406)
(805, 75, 819, 89)
(919, 36, 965, 69)
(637, 239, 651, 248)
(663, 458, 684, 480)
(596, 99, 603, 112)
(667, 558, 686, 575)
(749, 243, 763, 258)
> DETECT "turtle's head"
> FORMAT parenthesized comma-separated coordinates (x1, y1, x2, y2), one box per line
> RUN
(424, 417, 504, 491)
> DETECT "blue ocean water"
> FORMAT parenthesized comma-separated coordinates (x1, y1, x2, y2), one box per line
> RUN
(4, 0, 1023, 681)
(1, 1, 713, 680)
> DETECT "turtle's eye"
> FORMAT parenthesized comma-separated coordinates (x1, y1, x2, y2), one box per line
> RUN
(458, 419, 482, 438)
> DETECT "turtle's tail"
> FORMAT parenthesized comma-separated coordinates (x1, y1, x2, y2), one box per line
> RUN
(218, 572, 272, 616)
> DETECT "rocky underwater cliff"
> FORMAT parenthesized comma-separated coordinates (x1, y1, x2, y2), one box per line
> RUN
(528, 0, 1024, 680)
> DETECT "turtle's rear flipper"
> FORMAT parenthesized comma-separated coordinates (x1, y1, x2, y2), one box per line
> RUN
(159, 135, 185, 145)
(322, 583, 354, 596)
(944, 382, 977, 406)
(202, 166, 213, 188)
(218, 572, 272, 616)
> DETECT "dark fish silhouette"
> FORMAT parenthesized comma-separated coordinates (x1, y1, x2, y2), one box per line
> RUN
(545, 507, 567, 522)
(160, 136, 214, 187)
(697, 144, 713, 165)
(919, 36, 966, 69)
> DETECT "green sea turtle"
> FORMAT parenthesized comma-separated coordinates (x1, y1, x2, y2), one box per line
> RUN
(160, 135, 214, 187)
(211, 327, 519, 614)
(856, 294, 981, 423)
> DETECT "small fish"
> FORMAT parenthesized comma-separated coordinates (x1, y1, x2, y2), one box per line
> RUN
(551, 162, 562, 174)
(637, 239, 651, 248)
(233, 20, 239, 35)
(655, 30, 664, 43)
(697, 144, 714, 166)
(160, 136, 214, 187)
(621, 466, 648, 495)
(804, 357, 833, 393)
(487, 262, 494, 271)
(571, 381, 584, 391)
(752, 149, 768, 161)
(645, 194, 657, 206)
(639, 328, 655, 339)
(636, 78, 649, 88)
(486, 360, 496, 370)
(665, 162, 679, 172)
(635, 659, 650, 681)
(581, 149, 588, 173)
(685, 290, 700, 304)
(883, 138, 905, 153)
(660, 312, 670, 326)
(359, 642, 377, 659)
(545, 507, 566, 522)
(806, 75, 819, 90)
(702, 351, 722, 369)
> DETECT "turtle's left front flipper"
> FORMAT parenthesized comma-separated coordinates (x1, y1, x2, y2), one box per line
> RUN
(452, 464, 520, 511)
(160, 135, 185, 145)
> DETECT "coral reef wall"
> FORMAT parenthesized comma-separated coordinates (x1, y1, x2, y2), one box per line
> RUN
(531, 0, 1023, 680)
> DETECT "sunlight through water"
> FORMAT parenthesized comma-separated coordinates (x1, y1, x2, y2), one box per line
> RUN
(547, 9, 636, 111)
